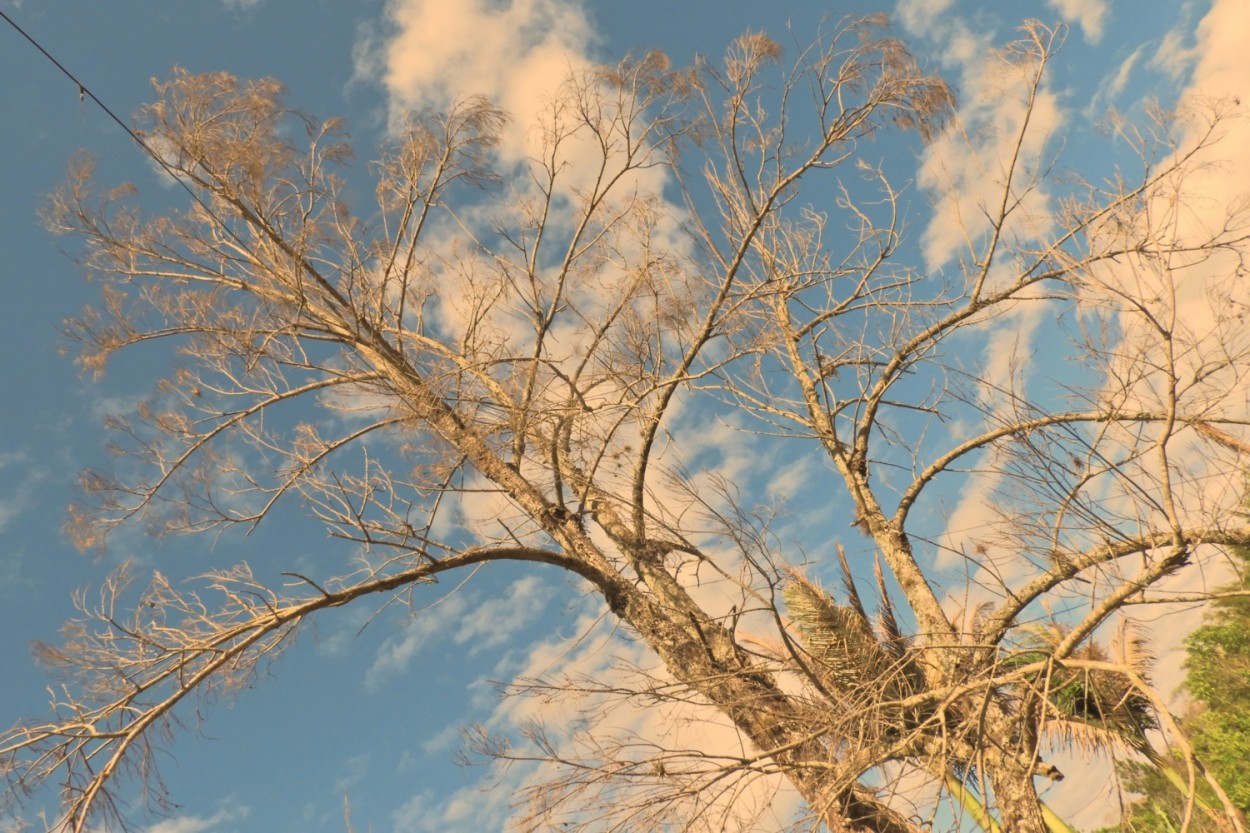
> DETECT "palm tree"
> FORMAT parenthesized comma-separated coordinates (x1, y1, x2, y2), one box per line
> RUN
(1003, 620, 1157, 758)
(779, 554, 1168, 833)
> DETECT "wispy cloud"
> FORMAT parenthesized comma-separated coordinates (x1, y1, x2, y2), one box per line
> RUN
(141, 804, 248, 833)
(364, 593, 467, 691)
(0, 452, 48, 591)
(334, 753, 369, 793)
(893, 0, 956, 36)
(1105, 44, 1145, 100)
(1151, 12, 1201, 80)
(364, 576, 552, 691)
(387, 605, 802, 833)
(0, 451, 35, 534)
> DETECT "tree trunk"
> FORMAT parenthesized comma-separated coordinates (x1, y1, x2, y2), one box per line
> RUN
(991, 765, 1048, 833)
(596, 551, 921, 833)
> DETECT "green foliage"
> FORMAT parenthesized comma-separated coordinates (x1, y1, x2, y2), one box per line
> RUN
(1181, 569, 1250, 812)
(1102, 757, 1222, 833)
(1101, 550, 1250, 832)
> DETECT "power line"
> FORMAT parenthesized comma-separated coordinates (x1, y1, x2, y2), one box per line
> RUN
(0, 8, 238, 239)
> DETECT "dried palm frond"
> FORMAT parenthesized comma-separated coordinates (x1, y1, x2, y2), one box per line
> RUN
(783, 563, 926, 709)
(838, 545, 872, 629)
(1003, 621, 1158, 756)
(873, 553, 908, 657)
(784, 571, 884, 692)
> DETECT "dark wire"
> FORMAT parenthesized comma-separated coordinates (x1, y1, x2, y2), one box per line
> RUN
(0, 8, 237, 237)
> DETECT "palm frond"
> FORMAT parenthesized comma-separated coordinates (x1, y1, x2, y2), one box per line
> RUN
(1109, 619, 1156, 679)
(873, 553, 907, 657)
(783, 567, 929, 713)
(784, 572, 885, 691)
(1005, 621, 1158, 756)
(837, 545, 872, 630)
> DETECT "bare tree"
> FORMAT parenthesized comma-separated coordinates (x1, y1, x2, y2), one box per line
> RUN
(3, 16, 1250, 833)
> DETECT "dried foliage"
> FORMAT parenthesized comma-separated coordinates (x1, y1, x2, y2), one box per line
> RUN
(4, 16, 1250, 833)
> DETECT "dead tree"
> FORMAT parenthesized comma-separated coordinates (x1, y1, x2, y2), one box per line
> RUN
(3, 17, 1249, 833)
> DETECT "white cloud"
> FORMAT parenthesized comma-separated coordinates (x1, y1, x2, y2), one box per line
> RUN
(894, 0, 955, 35)
(1044, 0, 1108, 43)
(0, 497, 24, 538)
(1103, 0, 1250, 620)
(896, 8, 1064, 273)
(142, 805, 248, 833)
(347, 2, 1250, 830)
(1, 447, 31, 467)
(1079, 0, 1250, 544)
(358, 0, 594, 137)
(1186, 0, 1250, 105)
(314, 604, 374, 658)
(88, 391, 145, 420)
(351, 0, 692, 483)
(390, 792, 436, 833)
(418, 723, 461, 755)
(914, 50, 1063, 272)
(765, 455, 816, 502)
(893, 6, 1250, 825)
(895, 1, 991, 73)
(335, 753, 370, 793)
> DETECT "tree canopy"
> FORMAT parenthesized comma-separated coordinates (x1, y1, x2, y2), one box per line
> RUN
(3, 16, 1250, 833)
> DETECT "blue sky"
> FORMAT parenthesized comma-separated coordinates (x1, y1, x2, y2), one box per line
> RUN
(0, 1, 1243, 831)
